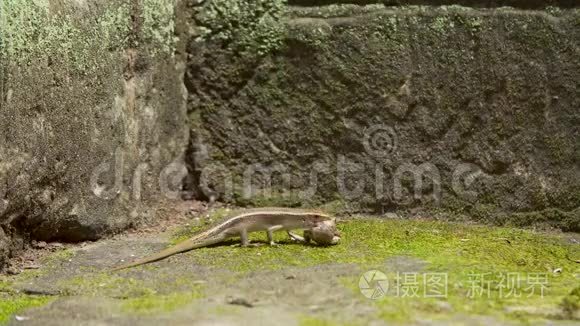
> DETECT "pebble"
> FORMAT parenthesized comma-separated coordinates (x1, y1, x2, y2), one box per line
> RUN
(32, 241, 47, 249)
(6, 266, 21, 275)
(384, 212, 399, 219)
(226, 297, 254, 308)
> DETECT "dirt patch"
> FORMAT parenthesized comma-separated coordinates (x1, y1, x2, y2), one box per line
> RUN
(3, 200, 209, 276)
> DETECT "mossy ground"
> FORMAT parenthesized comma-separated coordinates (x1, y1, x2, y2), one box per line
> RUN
(121, 291, 204, 314)
(1, 210, 578, 324)
(0, 249, 74, 324)
(169, 214, 579, 323)
(0, 280, 52, 325)
(0, 293, 52, 325)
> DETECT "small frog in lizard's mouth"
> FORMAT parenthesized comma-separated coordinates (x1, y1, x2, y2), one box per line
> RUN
(306, 219, 341, 246)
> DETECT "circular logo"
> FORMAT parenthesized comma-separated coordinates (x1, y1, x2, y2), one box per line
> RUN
(359, 270, 389, 300)
(363, 125, 398, 158)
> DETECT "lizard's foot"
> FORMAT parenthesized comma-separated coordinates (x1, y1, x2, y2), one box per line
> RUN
(241, 243, 264, 248)
(287, 231, 305, 243)
(231, 243, 263, 248)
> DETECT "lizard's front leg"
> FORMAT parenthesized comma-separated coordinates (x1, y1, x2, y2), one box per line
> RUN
(287, 230, 309, 243)
(240, 228, 250, 247)
(266, 225, 284, 246)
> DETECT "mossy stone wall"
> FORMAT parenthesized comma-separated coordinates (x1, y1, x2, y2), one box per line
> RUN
(0, 0, 188, 268)
(186, 3, 580, 230)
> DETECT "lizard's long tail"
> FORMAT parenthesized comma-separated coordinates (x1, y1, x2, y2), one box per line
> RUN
(110, 235, 226, 272)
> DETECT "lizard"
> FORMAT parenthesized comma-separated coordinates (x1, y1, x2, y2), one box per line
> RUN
(111, 207, 340, 271)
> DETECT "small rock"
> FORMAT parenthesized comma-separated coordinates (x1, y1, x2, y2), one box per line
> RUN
(6, 266, 21, 275)
(309, 305, 322, 312)
(23, 265, 40, 270)
(15, 315, 30, 321)
(553, 267, 562, 274)
(226, 297, 253, 308)
(433, 301, 453, 312)
(32, 241, 47, 249)
(191, 280, 207, 285)
(285, 275, 296, 280)
(504, 305, 560, 317)
(51, 243, 64, 248)
(5, 89, 13, 103)
(384, 212, 399, 219)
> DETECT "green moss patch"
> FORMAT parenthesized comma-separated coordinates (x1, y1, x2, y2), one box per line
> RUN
(0, 294, 52, 325)
(56, 272, 204, 315)
(197, 0, 287, 56)
(299, 315, 358, 326)
(0, 280, 52, 325)
(561, 286, 580, 319)
(171, 214, 577, 271)
(169, 213, 578, 322)
(121, 290, 203, 314)
(337, 219, 579, 322)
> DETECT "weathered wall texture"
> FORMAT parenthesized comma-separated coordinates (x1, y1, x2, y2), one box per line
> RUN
(288, 0, 578, 9)
(0, 0, 188, 268)
(186, 2, 580, 230)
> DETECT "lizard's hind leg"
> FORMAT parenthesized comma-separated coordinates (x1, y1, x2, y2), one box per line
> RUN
(236, 229, 262, 247)
(240, 229, 250, 247)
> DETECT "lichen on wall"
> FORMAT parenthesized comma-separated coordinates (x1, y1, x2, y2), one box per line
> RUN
(196, 0, 287, 56)
(142, 0, 178, 56)
(0, 0, 179, 71)
(0, 0, 131, 72)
